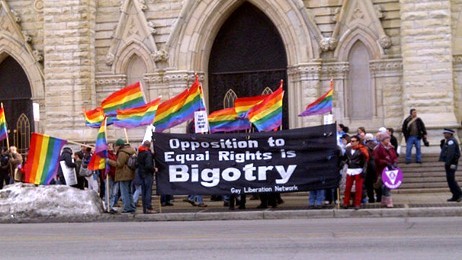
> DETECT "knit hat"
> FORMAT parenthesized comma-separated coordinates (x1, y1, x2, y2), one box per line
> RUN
(378, 127, 387, 133)
(443, 128, 455, 134)
(377, 132, 390, 142)
(115, 138, 125, 147)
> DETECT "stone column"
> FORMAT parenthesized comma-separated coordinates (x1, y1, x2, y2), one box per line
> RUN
(400, 0, 458, 129)
(43, 0, 96, 140)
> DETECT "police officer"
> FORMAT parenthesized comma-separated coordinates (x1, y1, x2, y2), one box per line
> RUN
(439, 128, 462, 202)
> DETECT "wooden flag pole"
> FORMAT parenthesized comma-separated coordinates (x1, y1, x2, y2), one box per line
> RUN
(123, 128, 129, 144)
(1, 103, 14, 182)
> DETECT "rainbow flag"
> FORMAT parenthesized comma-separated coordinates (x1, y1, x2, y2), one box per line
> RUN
(101, 82, 146, 116)
(247, 81, 284, 132)
(114, 98, 161, 129)
(23, 133, 67, 185)
(83, 107, 115, 128)
(0, 106, 7, 141)
(208, 108, 251, 133)
(299, 80, 333, 117)
(88, 117, 107, 170)
(234, 94, 268, 118)
(154, 76, 205, 132)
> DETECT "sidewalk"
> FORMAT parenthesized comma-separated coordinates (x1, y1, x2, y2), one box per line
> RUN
(98, 191, 462, 222)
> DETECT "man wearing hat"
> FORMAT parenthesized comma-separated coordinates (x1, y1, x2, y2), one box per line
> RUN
(439, 128, 462, 202)
(108, 138, 137, 213)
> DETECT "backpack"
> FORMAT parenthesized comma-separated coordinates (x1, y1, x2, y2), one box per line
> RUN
(127, 154, 138, 170)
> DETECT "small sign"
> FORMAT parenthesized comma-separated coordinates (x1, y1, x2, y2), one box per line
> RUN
(382, 167, 403, 189)
(323, 114, 333, 125)
(194, 111, 209, 133)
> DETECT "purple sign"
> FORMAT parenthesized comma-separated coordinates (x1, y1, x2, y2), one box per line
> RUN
(382, 167, 403, 189)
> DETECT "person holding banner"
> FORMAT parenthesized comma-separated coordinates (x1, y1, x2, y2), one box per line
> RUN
(439, 128, 462, 202)
(373, 132, 398, 208)
(57, 147, 77, 185)
(342, 135, 369, 210)
(0, 147, 10, 188)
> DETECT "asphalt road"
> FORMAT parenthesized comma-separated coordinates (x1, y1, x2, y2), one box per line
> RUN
(2, 217, 462, 259)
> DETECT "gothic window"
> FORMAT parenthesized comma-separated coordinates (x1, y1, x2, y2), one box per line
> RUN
(14, 113, 30, 156)
(262, 87, 273, 95)
(223, 89, 237, 108)
(347, 41, 372, 119)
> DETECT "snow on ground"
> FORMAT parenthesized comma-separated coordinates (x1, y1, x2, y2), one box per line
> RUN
(0, 183, 104, 223)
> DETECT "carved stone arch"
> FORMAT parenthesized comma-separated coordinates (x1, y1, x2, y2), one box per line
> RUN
(112, 40, 155, 75)
(335, 26, 383, 61)
(262, 87, 273, 95)
(166, 0, 322, 73)
(0, 38, 44, 100)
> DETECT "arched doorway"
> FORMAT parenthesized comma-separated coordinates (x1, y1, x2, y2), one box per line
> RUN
(208, 2, 288, 129)
(0, 56, 34, 155)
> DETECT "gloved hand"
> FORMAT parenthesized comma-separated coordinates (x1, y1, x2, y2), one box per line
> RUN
(450, 164, 457, 170)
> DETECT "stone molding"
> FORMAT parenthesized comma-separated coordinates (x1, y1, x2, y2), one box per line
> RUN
(370, 59, 403, 77)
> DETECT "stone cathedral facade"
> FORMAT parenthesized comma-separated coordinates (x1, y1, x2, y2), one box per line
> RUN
(1, 0, 462, 153)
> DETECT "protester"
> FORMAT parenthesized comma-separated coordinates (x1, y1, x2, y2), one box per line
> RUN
(402, 108, 427, 164)
(342, 135, 369, 210)
(439, 128, 462, 202)
(83, 147, 99, 193)
(8, 146, 23, 183)
(309, 189, 325, 209)
(357, 127, 367, 144)
(387, 127, 399, 156)
(137, 140, 156, 214)
(72, 152, 85, 190)
(57, 147, 76, 185)
(373, 132, 398, 208)
(108, 139, 136, 213)
(0, 147, 10, 188)
(229, 193, 246, 210)
(364, 133, 379, 203)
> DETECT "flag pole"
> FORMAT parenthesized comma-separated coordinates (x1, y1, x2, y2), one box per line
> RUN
(1, 103, 14, 182)
(1, 103, 10, 149)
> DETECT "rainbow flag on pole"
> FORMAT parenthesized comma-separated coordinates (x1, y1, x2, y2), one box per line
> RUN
(247, 81, 284, 132)
(101, 82, 146, 116)
(114, 98, 161, 129)
(0, 106, 7, 141)
(88, 117, 107, 170)
(234, 94, 268, 118)
(154, 75, 205, 132)
(208, 108, 251, 133)
(299, 79, 333, 117)
(23, 133, 67, 185)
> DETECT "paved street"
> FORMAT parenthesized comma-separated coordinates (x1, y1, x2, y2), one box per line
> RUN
(2, 217, 462, 259)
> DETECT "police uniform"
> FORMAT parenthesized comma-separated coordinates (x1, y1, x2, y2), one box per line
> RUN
(439, 128, 462, 201)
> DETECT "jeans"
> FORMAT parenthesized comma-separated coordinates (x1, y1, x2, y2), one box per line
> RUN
(119, 180, 136, 212)
(309, 190, 325, 206)
(133, 185, 142, 204)
(110, 180, 120, 209)
(406, 135, 422, 163)
(141, 173, 153, 211)
(188, 195, 204, 204)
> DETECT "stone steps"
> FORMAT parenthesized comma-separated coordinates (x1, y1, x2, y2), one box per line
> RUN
(396, 153, 460, 193)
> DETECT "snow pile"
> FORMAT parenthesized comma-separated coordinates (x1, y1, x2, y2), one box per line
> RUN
(0, 183, 104, 222)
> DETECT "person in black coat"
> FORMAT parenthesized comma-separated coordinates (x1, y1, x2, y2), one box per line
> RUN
(439, 128, 462, 202)
(57, 147, 76, 185)
(137, 140, 156, 214)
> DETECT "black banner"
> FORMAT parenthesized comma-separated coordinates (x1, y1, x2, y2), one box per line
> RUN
(153, 123, 339, 195)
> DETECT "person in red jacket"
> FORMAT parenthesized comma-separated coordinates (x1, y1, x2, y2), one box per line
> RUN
(342, 135, 369, 210)
(373, 132, 398, 208)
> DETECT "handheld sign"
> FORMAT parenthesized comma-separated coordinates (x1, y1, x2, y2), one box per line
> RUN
(382, 167, 403, 189)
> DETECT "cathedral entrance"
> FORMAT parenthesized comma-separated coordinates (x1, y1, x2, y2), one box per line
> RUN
(208, 2, 288, 129)
(0, 56, 34, 156)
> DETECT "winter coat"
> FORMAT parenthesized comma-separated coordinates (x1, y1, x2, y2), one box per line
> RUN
(439, 137, 461, 166)
(402, 116, 427, 141)
(137, 145, 155, 177)
(57, 147, 76, 182)
(373, 143, 398, 177)
(108, 145, 136, 182)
